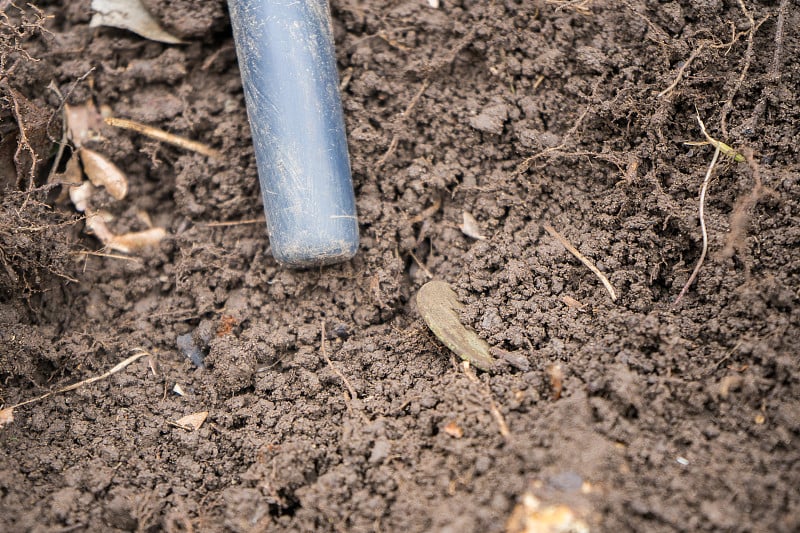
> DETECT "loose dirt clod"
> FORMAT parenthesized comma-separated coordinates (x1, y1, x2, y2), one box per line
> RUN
(417, 280, 496, 371)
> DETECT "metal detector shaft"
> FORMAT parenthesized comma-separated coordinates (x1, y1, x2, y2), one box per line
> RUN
(228, 0, 358, 267)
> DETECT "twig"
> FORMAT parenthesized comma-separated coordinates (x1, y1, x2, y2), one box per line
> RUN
(0, 349, 150, 424)
(72, 250, 143, 262)
(202, 217, 265, 227)
(320, 322, 358, 401)
(673, 145, 721, 306)
(377, 79, 431, 168)
(657, 43, 705, 98)
(543, 224, 618, 302)
(104, 116, 221, 158)
(461, 362, 510, 440)
(408, 250, 433, 279)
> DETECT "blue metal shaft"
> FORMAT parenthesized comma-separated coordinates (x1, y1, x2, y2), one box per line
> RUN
(228, 0, 358, 267)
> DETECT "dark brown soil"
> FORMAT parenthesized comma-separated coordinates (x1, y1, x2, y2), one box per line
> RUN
(2, 0, 799, 531)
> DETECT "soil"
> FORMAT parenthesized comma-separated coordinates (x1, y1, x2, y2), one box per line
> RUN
(1, 0, 799, 531)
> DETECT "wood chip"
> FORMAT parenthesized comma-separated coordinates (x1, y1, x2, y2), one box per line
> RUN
(443, 421, 464, 438)
(173, 411, 208, 431)
(417, 280, 495, 371)
(0, 407, 14, 428)
(460, 211, 487, 240)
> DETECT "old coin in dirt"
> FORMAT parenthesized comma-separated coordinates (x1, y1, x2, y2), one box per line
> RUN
(416, 280, 495, 371)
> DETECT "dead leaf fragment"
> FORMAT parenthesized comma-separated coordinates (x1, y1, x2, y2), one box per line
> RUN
(90, 0, 183, 44)
(69, 181, 94, 212)
(108, 227, 167, 253)
(417, 280, 495, 371)
(506, 492, 590, 533)
(0, 407, 14, 428)
(174, 411, 208, 431)
(64, 101, 104, 148)
(460, 211, 487, 240)
(78, 147, 128, 200)
(84, 211, 116, 244)
(443, 421, 464, 438)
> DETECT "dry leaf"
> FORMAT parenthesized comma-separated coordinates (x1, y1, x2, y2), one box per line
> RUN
(108, 227, 167, 253)
(64, 101, 104, 148)
(90, 0, 183, 44)
(78, 147, 128, 200)
(443, 421, 464, 438)
(561, 295, 586, 310)
(84, 211, 116, 245)
(174, 411, 208, 431)
(173, 383, 185, 396)
(51, 155, 85, 205)
(417, 280, 495, 371)
(0, 407, 14, 428)
(69, 181, 94, 212)
(460, 211, 487, 240)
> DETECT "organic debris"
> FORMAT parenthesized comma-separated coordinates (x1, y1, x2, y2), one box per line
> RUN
(104, 116, 220, 158)
(417, 280, 495, 371)
(172, 411, 208, 431)
(674, 114, 749, 305)
(0, 350, 150, 428)
(547, 364, 564, 401)
(90, 0, 182, 44)
(506, 492, 590, 533)
(443, 421, 464, 438)
(460, 211, 487, 240)
(543, 224, 617, 302)
(84, 213, 166, 253)
(78, 147, 129, 200)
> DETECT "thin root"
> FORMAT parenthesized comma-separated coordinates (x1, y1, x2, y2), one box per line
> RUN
(657, 43, 705, 98)
(377, 79, 431, 168)
(673, 145, 722, 306)
(544, 224, 618, 302)
(0, 349, 151, 425)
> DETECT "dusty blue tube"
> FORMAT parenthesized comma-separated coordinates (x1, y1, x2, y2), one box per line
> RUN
(228, 0, 358, 267)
